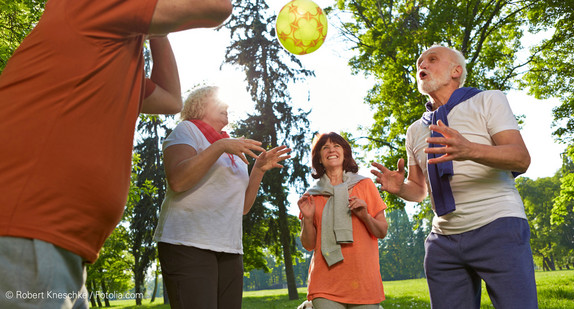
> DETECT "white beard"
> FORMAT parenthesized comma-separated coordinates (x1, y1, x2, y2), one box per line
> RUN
(417, 69, 452, 95)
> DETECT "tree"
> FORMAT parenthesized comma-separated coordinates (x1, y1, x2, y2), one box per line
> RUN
(515, 174, 573, 271)
(86, 225, 133, 308)
(550, 145, 574, 269)
(0, 0, 46, 72)
(334, 0, 574, 210)
(244, 237, 310, 291)
(127, 115, 171, 305)
(378, 208, 428, 280)
(514, 146, 574, 271)
(552, 146, 574, 228)
(223, 0, 314, 300)
(521, 0, 574, 144)
(516, 176, 561, 270)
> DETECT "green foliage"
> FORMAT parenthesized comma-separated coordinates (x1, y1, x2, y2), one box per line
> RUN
(548, 145, 574, 269)
(243, 242, 310, 291)
(0, 0, 46, 72)
(125, 115, 172, 305)
(552, 173, 574, 226)
(335, 0, 574, 211)
(521, 0, 574, 143)
(86, 225, 134, 306)
(378, 208, 428, 281)
(516, 174, 574, 271)
(552, 145, 574, 226)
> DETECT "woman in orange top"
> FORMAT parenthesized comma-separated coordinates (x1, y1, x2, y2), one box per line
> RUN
(298, 132, 388, 308)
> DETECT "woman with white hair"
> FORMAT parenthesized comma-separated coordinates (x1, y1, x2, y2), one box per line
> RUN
(154, 85, 291, 309)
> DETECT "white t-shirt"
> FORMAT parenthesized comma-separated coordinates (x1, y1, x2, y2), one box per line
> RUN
(406, 90, 527, 235)
(154, 121, 249, 254)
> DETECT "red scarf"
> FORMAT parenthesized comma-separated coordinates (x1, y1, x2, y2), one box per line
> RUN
(189, 119, 237, 167)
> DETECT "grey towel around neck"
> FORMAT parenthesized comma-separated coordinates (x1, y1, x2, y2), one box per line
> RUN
(307, 172, 367, 267)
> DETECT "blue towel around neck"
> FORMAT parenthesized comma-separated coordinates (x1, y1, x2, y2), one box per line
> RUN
(421, 87, 482, 216)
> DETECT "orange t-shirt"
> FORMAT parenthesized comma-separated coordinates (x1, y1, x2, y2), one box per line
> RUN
(305, 178, 386, 304)
(0, 0, 158, 263)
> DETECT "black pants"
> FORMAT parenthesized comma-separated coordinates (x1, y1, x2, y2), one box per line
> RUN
(158, 242, 243, 309)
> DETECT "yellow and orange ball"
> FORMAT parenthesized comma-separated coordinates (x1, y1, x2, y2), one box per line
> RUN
(276, 0, 328, 55)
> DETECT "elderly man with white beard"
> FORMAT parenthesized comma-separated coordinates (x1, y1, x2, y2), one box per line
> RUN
(370, 45, 538, 309)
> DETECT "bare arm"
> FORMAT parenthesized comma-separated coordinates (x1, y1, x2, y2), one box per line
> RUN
(371, 159, 428, 203)
(348, 196, 388, 239)
(298, 193, 317, 251)
(141, 37, 182, 115)
(149, 0, 233, 35)
(362, 211, 388, 239)
(164, 138, 264, 193)
(425, 120, 531, 173)
(243, 146, 291, 214)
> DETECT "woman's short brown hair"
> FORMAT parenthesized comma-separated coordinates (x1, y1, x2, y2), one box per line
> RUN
(311, 132, 359, 179)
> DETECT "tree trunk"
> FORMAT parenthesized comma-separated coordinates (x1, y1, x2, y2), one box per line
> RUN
(150, 267, 158, 303)
(134, 276, 144, 305)
(278, 203, 299, 300)
(100, 277, 111, 307)
(88, 280, 97, 308)
(93, 279, 103, 307)
(549, 254, 556, 271)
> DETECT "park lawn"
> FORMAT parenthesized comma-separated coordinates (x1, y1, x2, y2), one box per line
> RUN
(101, 270, 573, 308)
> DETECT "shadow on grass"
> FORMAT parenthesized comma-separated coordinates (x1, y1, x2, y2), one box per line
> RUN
(241, 292, 307, 309)
(380, 296, 429, 309)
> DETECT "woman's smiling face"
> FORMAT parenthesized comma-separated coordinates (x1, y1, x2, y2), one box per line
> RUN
(320, 139, 344, 171)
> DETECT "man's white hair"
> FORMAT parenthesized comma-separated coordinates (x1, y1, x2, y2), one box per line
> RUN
(451, 47, 467, 87)
(428, 44, 468, 87)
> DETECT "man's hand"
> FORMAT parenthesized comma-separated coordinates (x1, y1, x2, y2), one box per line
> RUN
(425, 120, 475, 164)
(371, 159, 406, 195)
(425, 120, 531, 172)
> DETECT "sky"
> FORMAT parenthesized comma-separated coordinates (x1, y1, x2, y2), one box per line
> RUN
(166, 1, 567, 214)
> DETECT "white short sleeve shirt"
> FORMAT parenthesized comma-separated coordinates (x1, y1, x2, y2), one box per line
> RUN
(406, 90, 527, 235)
(154, 121, 249, 253)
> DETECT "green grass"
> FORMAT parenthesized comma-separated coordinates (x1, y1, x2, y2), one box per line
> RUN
(242, 288, 309, 309)
(534, 270, 574, 309)
(98, 270, 574, 308)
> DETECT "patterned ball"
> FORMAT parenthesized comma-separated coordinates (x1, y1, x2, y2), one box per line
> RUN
(275, 0, 328, 55)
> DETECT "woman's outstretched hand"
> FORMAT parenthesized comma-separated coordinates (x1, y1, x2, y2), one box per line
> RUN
(254, 145, 292, 172)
